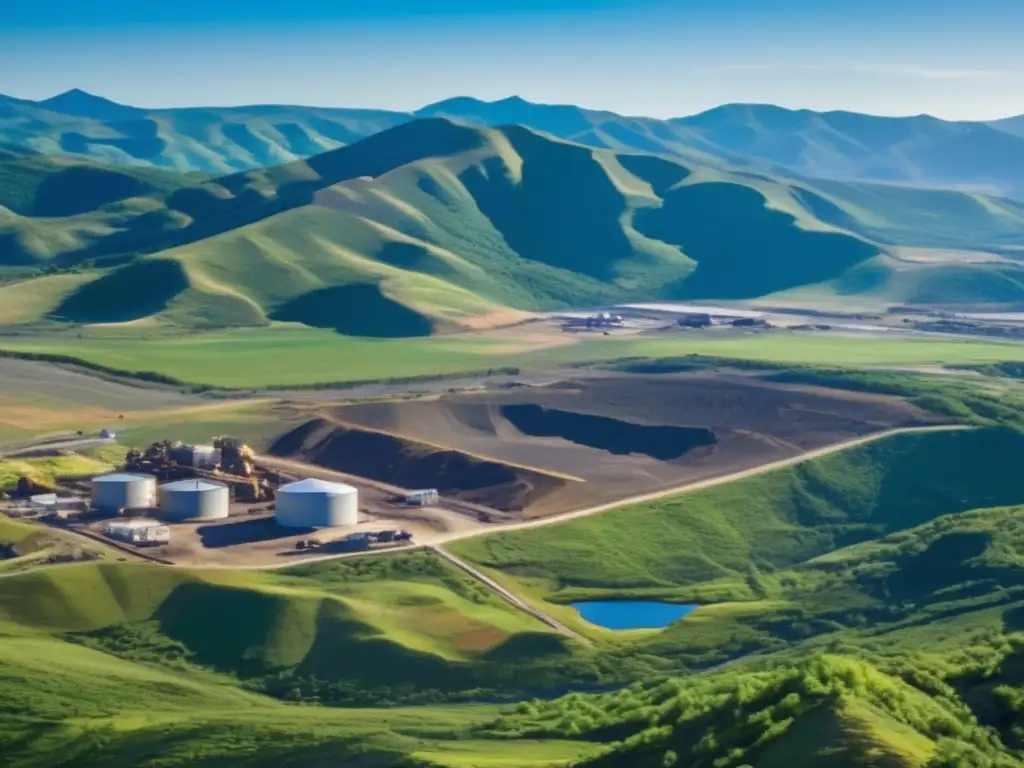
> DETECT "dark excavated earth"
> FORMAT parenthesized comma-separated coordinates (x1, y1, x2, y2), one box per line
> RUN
(272, 372, 946, 517)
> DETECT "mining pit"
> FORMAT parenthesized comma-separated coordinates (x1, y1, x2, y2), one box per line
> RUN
(269, 372, 943, 517)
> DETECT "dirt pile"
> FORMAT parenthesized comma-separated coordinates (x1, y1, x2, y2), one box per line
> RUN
(268, 418, 565, 512)
(326, 372, 940, 516)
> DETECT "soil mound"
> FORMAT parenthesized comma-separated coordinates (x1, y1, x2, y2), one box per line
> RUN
(269, 418, 565, 512)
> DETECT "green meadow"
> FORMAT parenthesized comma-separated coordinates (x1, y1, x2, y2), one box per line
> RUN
(4, 327, 1024, 388)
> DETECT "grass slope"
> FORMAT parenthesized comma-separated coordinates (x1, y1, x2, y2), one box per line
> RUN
(451, 426, 1024, 601)
(7, 328, 1024, 388)
(0, 552, 579, 704)
(4, 115, 1024, 334)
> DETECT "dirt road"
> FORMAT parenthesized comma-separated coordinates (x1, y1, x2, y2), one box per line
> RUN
(429, 544, 584, 640)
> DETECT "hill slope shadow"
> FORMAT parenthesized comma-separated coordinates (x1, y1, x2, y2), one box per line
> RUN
(269, 283, 433, 337)
(637, 181, 878, 298)
(49, 259, 189, 323)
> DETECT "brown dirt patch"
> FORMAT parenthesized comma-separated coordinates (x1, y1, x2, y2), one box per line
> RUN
(318, 371, 942, 517)
(269, 417, 568, 513)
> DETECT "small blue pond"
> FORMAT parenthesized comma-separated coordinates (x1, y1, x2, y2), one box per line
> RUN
(571, 601, 699, 630)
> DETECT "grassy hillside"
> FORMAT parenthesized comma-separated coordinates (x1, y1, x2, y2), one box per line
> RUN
(0, 118, 893, 331)
(485, 651, 1024, 767)
(4, 114, 1024, 335)
(0, 630, 597, 767)
(0, 89, 408, 174)
(451, 427, 1024, 601)
(9, 420, 1024, 763)
(0, 146, 192, 217)
(0, 552, 583, 704)
(8, 327, 1024, 387)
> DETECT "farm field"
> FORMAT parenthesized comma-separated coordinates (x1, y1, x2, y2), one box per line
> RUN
(5, 324, 1024, 388)
(309, 371, 945, 515)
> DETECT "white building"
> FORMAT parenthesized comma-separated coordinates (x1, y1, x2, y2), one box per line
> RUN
(275, 478, 358, 528)
(403, 489, 439, 507)
(104, 518, 170, 545)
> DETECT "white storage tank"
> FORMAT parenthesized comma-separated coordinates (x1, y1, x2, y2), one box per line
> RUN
(275, 478, 358, 528)
(92, 473, 157, 513)
(159, 479, 230, 521)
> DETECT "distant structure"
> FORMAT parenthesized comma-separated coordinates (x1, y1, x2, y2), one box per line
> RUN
(731, 317, 771, 328)
(586, 312, 624, 329)
(275, 478, 359, 528)
(159, 479, 230, 521)
(104, 518, 170, 545)
(91, 473, 157, 513)
(28, 493, 58, 511)
(403, 489, 439, 507)
(168, 444, 222, 471)
(676, 313, 713, 328)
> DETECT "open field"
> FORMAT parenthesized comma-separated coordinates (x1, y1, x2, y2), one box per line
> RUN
(299, 372, 944, 515)
(4, 324, 1024, 388)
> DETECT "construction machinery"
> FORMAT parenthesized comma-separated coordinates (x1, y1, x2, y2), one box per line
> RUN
(213, 436, 256, 477)
(124, 437, 277, 503)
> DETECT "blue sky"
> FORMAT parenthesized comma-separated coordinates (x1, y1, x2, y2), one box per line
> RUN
(3, 0, 1024, 119)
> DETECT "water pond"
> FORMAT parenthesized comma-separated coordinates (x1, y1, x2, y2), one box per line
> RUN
(570, 601, 698, 630)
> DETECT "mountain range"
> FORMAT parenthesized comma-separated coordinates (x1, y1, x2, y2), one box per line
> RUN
(4, 116, 1024, 335)
(5, 89, 1024, 200)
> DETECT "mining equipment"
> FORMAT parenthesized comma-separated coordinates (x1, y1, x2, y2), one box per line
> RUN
(123, 437, 277, 503)
(372, 529, 412, 543)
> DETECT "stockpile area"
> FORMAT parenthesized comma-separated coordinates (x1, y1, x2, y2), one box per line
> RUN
(297, 372, 942, 516)
(269, 417, 567, 512)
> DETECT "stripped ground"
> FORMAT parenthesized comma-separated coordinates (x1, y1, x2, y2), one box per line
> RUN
(301, 372, 944, 516)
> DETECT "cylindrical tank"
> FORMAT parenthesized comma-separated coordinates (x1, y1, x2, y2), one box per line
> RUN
(275, 478, 358, 528)
(159, 479, 230, 521)
(91, 473, 157, 512)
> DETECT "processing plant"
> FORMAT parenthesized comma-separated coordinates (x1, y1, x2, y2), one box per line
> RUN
(275, 478, 359, 528)
(104, 518, 170, 545)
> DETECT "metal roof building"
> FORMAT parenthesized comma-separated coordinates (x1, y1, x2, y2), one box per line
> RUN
(159, 479, 230, 521)
(92, 473, 157, 513)
(104, 518, 170, 545)
(275, 478, 358, 529)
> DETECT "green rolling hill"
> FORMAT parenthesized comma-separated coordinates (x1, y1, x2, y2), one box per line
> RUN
(9, 416, 1024, 765)
(4, 116, 1024, 334)
(0, 89, 409, 174)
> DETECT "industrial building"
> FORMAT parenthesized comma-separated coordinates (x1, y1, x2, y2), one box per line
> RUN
(275, 478, 358, 528)
(158, 479, 230, 521)
(91, 473, 157, 513)
(104, 518, 170, 545)
(168, 443, 221, 470)
(403, 489, 439, 507)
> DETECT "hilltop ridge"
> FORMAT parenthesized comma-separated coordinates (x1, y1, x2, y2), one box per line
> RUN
(4, 89, 1024, 199)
